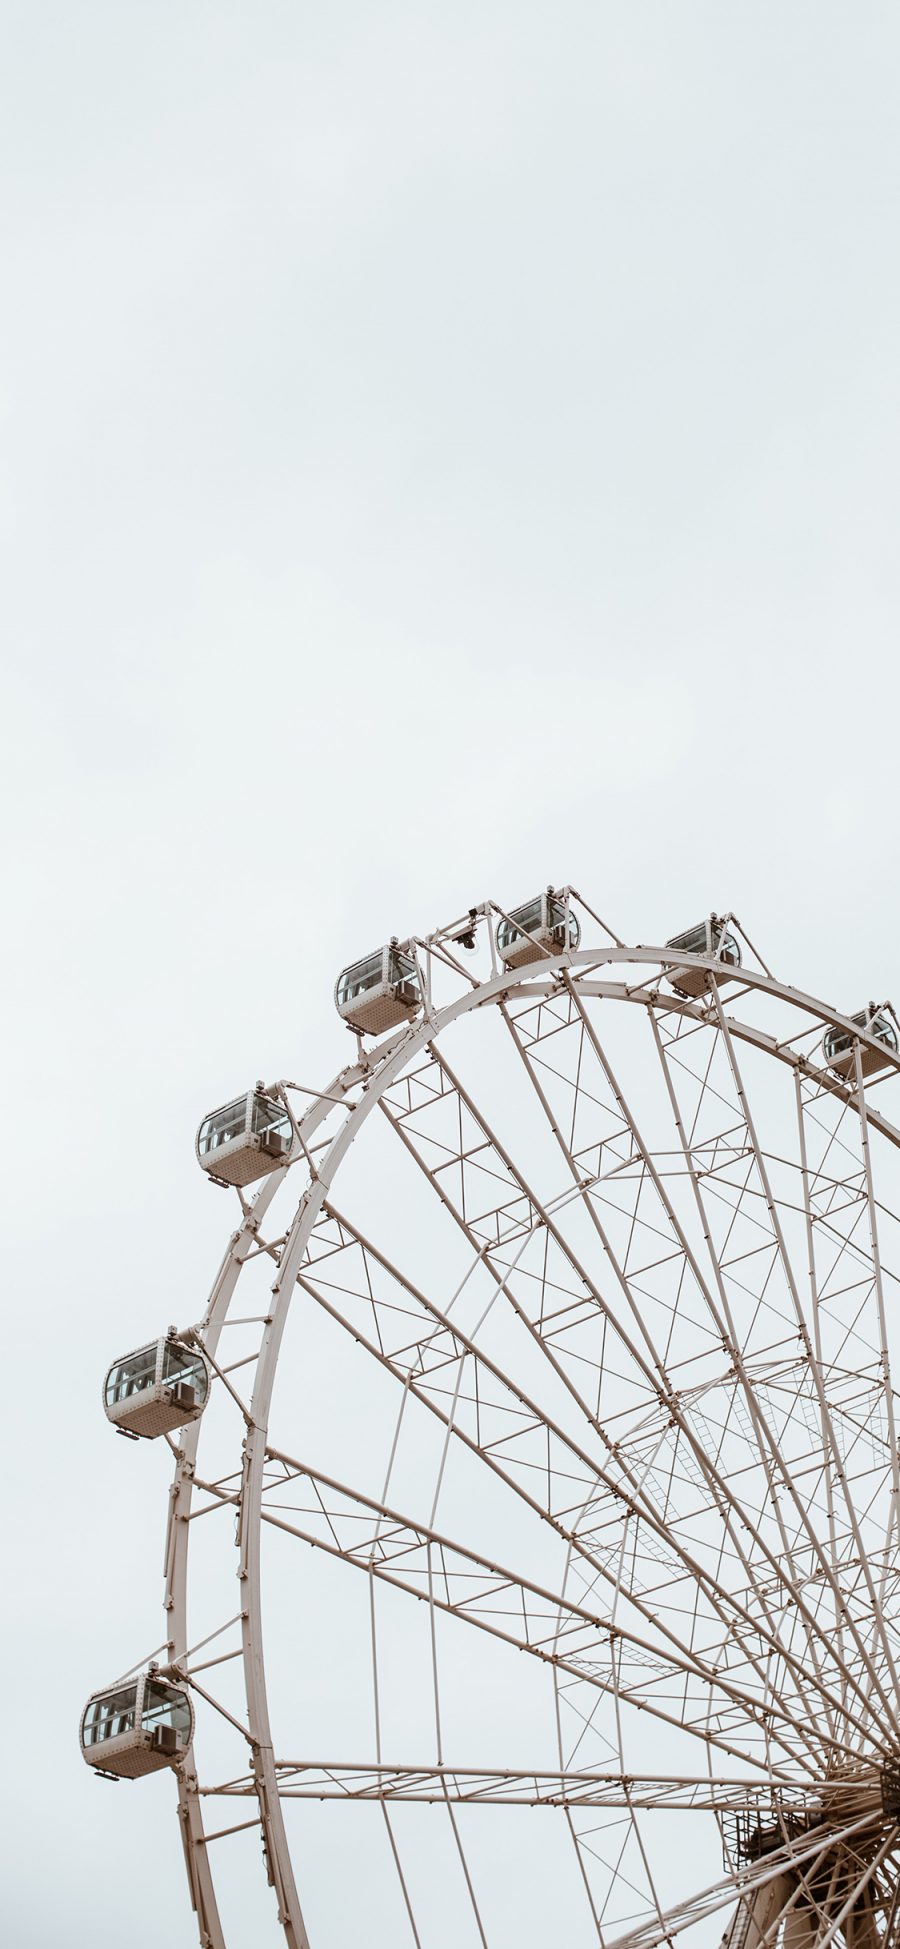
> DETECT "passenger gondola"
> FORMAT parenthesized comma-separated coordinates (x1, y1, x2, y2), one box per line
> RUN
(104, 1336, 211, 1439)
(823, 1005, 898, 1080)
(196, 1087, 292, 1186)
(497, 890, 580, 969)
(335, 941, 422, 1035)
(665, 916, 741, 997)
(80, 1671, 193, 1778)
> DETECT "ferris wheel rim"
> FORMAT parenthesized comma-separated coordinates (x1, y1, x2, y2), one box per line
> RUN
(167, 927, 900, 1949)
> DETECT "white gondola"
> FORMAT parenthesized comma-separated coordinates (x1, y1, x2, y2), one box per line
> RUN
(823, 1005, 898, 1081)
(104, 1336, 211, 1439)
(196, 1088, 292, 1186)
(80, 1672, 194, 1779)
(335, 941, 422, 1036)
(497, 890, 580, 969)
(665, 916, 741, 997)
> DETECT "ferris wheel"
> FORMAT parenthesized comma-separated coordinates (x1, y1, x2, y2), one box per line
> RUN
(82, 890, 900, 1949)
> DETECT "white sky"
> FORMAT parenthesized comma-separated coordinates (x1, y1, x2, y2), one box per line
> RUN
(4, 3, 900, 1944)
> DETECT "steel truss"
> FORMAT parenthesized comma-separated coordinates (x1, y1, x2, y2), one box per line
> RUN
(154, 903, 900, 1947)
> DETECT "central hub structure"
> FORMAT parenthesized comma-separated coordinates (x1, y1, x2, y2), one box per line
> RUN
(881, 1764, 900, 1820)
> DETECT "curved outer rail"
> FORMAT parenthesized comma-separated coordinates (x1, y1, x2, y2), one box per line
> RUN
(170, 937, 900, 1946)
(166, 1063, 367, 1948)
(167, 1188, 280, 1947)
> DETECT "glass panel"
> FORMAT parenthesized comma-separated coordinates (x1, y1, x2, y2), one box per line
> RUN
(337, 951, 385, 1005)
(711, 926, 741, 967)
(498, 898, 543, 949)
(105, 1342, 159, 1406)
(849, 1009, 896, 1047)
(250, 1094, 292, 1140)
(866, 1013, 897, 1051)
(825, 1014, 896, 1061)
(142, 1682, 192, 1739)
(198, 1096, 249, 1155)
(511, 898, 544, 932)
(386, 949, 421, 993)
(161, 1340, 209, 1401)
(667, 923, 710, 956)
(84, 1685, 138, 1745)
(546, 897, 579, 948)
(667, 922, 740, 967)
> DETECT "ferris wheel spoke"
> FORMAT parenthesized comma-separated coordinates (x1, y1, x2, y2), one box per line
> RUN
(850, 1048, 900, 1574)
(297, 1208, 872, 1770)
(607, 1647, 684, 1947)
(503, 985, 853, 1748)
(712, 1841, 873, 1949)
(704, 992, 900, 1731)
(717, 1000, 897, 1526)
(197, 1750, 897, 1949)
(562, 1803, 606, 1943)
(597, 1809, 891, 1949)
(350, 1203, 852, 1772)
(255, 1449, 847, 1778)
(306, 1203, 805, 1681)
(201, 1764, 854, 1812)
(647, 1002, 900, 1745)
(377, 1802, 424, 1949)
(384, 1040, 883, 1758)
(794, 1070, 896, 1731)
(773, 1824, 900, 1949)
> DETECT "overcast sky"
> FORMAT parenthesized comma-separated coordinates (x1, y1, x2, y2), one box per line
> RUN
(4, 3, 900, 1944)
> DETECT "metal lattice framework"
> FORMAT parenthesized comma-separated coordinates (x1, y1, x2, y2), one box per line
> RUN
(127, 897, 900, 1948)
